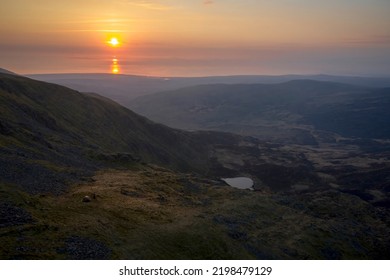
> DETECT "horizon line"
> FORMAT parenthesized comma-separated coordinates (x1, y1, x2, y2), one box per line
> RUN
(22, 72, 390, 79)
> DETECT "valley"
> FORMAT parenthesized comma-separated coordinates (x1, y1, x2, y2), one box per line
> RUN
(129, 80, 390, 205)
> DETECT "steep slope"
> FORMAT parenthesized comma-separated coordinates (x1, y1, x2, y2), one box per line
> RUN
(130, 80, 390, 142)
(0, 73, 245, 194)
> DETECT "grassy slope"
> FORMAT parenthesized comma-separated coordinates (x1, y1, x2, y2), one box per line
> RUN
(0, 73, 207, 160)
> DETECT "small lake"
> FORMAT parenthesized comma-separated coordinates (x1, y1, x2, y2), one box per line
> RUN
(221, 177, 254, 190)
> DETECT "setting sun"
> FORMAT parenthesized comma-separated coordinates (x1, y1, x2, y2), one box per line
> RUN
(108, 37, 119, 47)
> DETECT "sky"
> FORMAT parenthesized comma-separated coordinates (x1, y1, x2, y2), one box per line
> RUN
(0, 0, 389, 76)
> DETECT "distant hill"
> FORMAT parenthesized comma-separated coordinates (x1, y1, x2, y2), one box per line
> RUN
(130, 80, 390, 142)
(27, 73, 390, 107)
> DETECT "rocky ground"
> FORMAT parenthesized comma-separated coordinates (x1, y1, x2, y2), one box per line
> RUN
(1, 164, 388, 260)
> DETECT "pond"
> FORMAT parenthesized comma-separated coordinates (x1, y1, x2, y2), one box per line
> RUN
(221, 177, 254, 190)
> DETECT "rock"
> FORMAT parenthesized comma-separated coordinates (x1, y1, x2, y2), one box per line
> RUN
(82, 196, 91, 203)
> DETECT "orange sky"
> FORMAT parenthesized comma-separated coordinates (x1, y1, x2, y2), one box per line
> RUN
(1, 0, 389, 76)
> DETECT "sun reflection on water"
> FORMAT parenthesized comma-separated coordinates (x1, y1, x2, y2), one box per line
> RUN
(111, 57, 120, 74)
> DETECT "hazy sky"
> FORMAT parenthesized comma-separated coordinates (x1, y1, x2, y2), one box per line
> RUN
(1, 0, 389, 76)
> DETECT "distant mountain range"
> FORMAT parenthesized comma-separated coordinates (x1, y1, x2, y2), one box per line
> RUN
(27, 73, 390, 107)
(130, 80, 390, 143)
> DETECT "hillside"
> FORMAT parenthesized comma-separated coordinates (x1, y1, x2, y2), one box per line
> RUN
(130, 80, 390, 142)
(1, 73, 389, 260)
(0, 73, 251, 194)
(2, 73, 332, 194)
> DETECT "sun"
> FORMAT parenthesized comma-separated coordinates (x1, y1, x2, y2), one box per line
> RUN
(108, 37, 120, 47)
